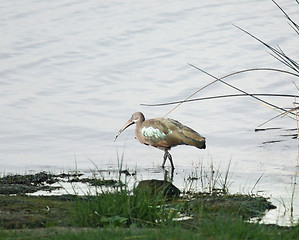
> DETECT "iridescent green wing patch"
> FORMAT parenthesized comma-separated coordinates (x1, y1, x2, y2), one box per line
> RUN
(141, 126, 171, 142)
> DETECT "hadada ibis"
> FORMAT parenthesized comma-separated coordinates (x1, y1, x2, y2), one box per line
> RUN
(114, 112, 206, 169)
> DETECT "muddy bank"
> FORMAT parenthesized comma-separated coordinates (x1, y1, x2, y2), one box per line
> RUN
(0, 193, 276, 230)
(0, 171, 119, 195)
(0, 171, 277, 231)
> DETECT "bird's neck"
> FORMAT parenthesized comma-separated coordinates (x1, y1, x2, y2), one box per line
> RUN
(135, 120, 143, 129)
(135, 120, 144, 137)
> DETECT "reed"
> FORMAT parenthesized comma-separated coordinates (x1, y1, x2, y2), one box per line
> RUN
(184, 159, 233, 195)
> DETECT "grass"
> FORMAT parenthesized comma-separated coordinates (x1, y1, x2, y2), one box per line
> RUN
(70, 189, 175, 228)
(1, 155, 298, 240)
(0, 163, 298, 240)
(0, 195, 74, 229)
(0, 152, 298, 240)
(1, 219, 299, 240)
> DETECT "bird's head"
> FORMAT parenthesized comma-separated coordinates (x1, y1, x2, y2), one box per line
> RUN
(113, 112, 145, 141)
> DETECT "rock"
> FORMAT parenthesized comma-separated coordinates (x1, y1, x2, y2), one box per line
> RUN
(135, 179, 180, 198)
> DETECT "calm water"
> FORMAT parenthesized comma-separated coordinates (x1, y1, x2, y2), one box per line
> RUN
(0, 0, 299, 225)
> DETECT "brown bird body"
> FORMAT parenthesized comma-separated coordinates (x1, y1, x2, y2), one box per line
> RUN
(114, 112, 206, 169)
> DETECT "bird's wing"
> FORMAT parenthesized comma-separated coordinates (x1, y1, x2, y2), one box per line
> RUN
(140, 118, 205, 149)
(140, 118, 173, 148)
(165, 118, 206, 149)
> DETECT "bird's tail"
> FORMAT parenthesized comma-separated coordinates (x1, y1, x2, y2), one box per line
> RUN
(181, 126, 206, 149)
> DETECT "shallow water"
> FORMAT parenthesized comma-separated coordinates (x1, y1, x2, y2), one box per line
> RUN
(0, 0, 299, 225)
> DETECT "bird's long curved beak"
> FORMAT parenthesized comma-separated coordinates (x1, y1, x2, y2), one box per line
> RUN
(113, 119, 134, 142)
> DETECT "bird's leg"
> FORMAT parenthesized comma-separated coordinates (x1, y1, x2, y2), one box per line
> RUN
(162, 151, 168, 168)
(170, 167, 174, 181)
(162, 150, 175, 170)
(167, 152, 175, 170)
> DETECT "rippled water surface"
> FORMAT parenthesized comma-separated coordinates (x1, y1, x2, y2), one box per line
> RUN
(0, 0, 299, 225)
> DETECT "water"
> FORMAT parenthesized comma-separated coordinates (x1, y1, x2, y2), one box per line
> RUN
(0, 0, 298, 225)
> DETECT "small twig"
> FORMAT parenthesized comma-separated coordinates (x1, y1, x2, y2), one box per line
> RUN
(290, 173, 297, 225)
(256, 106, 298, 129)
(156, 66, 298, 118)
(293, 81, 299, 92)
(233, 24, 298, 73)
(188, 64, 293, 116)
(141, 93, 299, 107)
(294, 97, 299, 138)
(272, 0, 299, 35)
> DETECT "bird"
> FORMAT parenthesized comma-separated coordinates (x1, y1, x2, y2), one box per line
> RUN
(114, 112, 206, 169)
